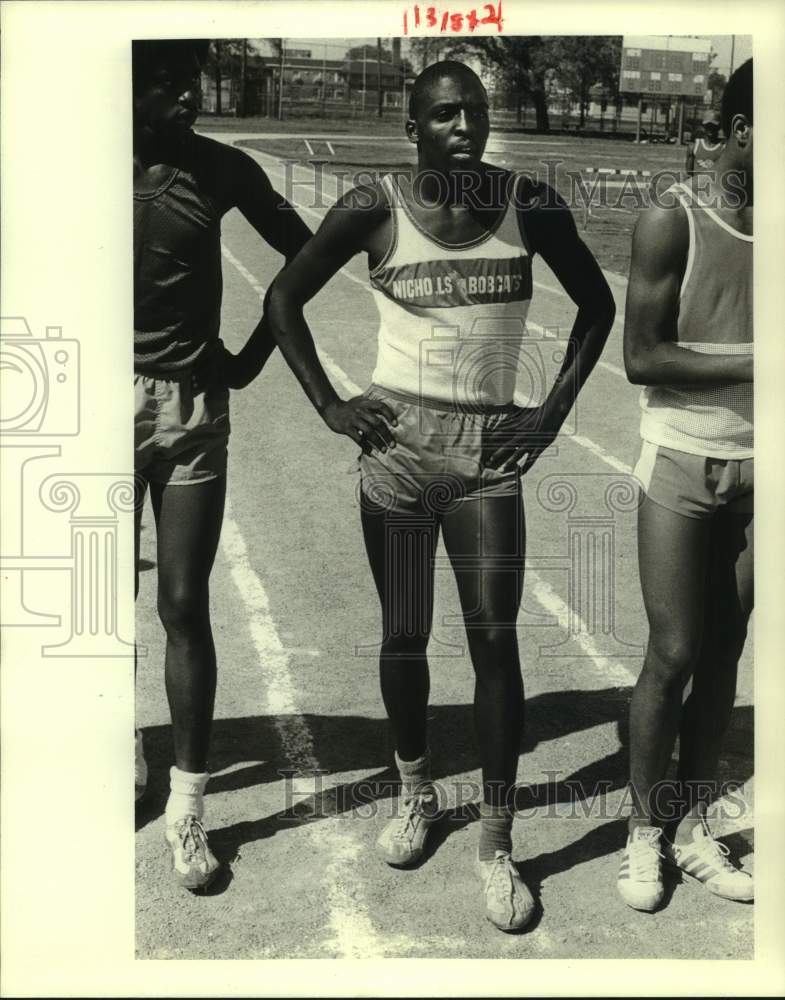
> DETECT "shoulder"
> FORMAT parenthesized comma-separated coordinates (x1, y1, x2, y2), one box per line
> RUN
(191, 133, 269, 183)
(333, 176, 391, 224)
(630, 197, 690, 275)
(512, 178, 574, 253)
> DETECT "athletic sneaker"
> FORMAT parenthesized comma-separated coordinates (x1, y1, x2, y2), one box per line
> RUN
(376, 791, 440, 867)
(664, 821, 753, 901)
(164, 815, 220, 890)
(135, 729, 147, 803)
(476, 850, 535, 932)
(617, 826, 664, 912)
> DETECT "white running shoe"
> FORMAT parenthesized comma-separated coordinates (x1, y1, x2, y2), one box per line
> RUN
(664, 820, 753, 901)
(617, 826, 664, 912)
(476, 850, 536, 932)
(135, 729, 148, 803)
(376, 791, 440, 867)
(164, 815, 220, 890)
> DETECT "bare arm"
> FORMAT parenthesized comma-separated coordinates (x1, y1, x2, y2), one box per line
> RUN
(194, 146, 313, 391)
(487, 185, 616, 473)
(623, 204, 753, 386)
(268, 184, 397, 452)
(526, 186, 616, 423)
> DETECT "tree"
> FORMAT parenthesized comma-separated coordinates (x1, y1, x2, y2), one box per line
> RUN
(444, 36, 553, 131)
(547, 36, 621, 127)
(708, 69, 727, 109)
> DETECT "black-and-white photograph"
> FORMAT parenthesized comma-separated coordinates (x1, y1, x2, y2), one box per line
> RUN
(5, 1, 785, 993)
(131, 31, 755, 960)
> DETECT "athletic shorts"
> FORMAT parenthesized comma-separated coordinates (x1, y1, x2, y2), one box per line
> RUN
(134, 372, 229, 486)
(358, 384, 522, 513)
(633, 441, 753, 519)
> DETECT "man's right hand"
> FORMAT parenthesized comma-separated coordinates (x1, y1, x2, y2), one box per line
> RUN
(322, 396, 398, 453)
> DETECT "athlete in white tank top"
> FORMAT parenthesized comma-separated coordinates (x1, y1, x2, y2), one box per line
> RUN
(369, 172, 532, 406)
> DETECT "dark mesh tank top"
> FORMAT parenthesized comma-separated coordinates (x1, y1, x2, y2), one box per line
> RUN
(134, 133, 224, 374)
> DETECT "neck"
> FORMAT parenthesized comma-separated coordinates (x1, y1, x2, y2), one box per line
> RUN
(415, 161, 491, 208)
(133, 125, 183, 168)
(709, 148, 753, 209)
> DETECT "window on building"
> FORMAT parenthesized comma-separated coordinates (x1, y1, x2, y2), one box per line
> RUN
(623, 69, 641, 80)
(652, 52, 666, 69)
(668, 73, 683, 82)
(649, 78, 661, 91)
(650, 71, 661, 81)
(693, 74, 705, 84)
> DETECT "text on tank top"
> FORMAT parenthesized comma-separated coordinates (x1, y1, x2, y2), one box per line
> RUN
(639, 182, 753, 458)
(693, 138, 725, 172)
(369, 173, 532, 406)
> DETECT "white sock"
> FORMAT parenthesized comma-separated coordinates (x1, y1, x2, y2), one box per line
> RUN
(165, 766, 209, 825)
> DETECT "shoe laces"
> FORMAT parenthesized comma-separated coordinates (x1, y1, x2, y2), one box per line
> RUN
(175, 816, 208, 862)
(392, 793, 433, 842)
(690, 833, 736, 873)
(483, 852, 517, 907)
(628, 829, 663, 879)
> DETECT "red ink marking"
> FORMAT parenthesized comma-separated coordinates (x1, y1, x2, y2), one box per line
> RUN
(414, 3, 421, 25)
(440, 9, 449, 30)
(467, 7, 479, 29)
(450, 11, 463, 30)
(481, 0, 503, 31)
(403, 9, 408, 33)
(426, 5, 437, 26)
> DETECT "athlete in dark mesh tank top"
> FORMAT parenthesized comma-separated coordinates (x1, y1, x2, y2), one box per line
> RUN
(132, 39, 311, 891)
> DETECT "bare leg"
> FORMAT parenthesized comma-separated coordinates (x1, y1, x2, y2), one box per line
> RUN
(628, 497, 709, 832)
(674, 508, 753, 840)
(150, 476, 226, 773)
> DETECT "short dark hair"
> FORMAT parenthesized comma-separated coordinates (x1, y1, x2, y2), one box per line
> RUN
(721, 58, 752, 137)
(408, 59, 486, 120)
(132, 39, 210, 92)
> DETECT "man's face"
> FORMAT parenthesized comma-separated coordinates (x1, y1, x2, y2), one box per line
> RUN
(703, 122, 720, 143)
(134, 52, 203, 139)
(408, 74, 490, 174)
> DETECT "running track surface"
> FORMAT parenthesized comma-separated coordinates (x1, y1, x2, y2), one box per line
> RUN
(135, 133, 753, 960)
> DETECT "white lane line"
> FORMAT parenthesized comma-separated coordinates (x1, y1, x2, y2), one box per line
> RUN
(525, 318, 627, 381)
(222, 244, 266, 297)
(220, 497, 384, 959)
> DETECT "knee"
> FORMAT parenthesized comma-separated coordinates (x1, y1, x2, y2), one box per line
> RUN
(645, 630, 701, 687)
(380, 631, 428, 659)
(467, 623, 519, 668)
(157, 583, 209, 641)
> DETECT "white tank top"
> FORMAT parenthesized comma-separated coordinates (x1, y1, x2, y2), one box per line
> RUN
(368, 173, 532, 406)
(639, 182, 753, 459)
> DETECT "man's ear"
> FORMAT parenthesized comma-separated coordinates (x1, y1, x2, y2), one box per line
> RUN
(405, 118, 419, 146)
(732, 113, 752, 148)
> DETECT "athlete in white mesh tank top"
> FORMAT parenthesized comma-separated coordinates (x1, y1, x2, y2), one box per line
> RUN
(271, 60, 616, 931)
(618, 59, 754, 913)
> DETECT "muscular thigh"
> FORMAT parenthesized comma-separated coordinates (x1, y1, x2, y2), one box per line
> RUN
(638, 496, 710, 660)
(151, 476, 227, 599)
(441, 489, 525, 628)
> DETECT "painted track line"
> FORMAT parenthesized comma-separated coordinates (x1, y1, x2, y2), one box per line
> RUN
(220, 497, 384, 958)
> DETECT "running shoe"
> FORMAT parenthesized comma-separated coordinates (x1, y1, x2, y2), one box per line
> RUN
(663, 820, 753, 901)
(164, 815, 220, 890)
(376, 790, 440, 867)
(135, 729, 147, 803)
(476, 850, 535, 932)
(617, 826, 664, 912)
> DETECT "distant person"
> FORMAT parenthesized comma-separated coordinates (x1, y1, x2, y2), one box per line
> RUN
(685, 110, 724, 177)
(269, 60, 615, 931)
(619, 59, 753, 912)
(133, 39, 311, 890)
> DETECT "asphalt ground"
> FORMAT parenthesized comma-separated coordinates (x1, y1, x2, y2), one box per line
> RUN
(134, 131, 753, 960)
